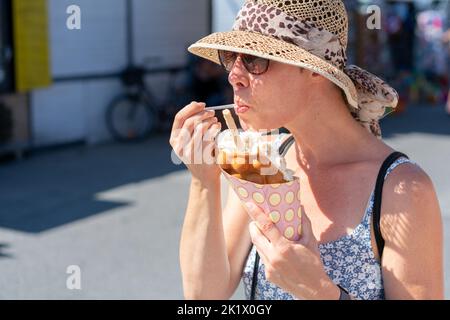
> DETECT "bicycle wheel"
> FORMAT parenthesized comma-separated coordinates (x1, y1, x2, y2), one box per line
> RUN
(106, 93, 157, 142)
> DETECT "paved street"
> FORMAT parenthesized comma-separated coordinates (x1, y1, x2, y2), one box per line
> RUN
(0, 104, 449, 299)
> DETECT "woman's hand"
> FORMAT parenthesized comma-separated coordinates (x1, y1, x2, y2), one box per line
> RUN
(170, 102, 222, 183)
(244, 202, 340, 300)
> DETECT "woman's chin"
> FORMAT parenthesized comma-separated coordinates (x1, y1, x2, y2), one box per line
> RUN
(238, 114, 282, 132)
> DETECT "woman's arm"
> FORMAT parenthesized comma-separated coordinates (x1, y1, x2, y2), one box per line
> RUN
(381, 164, 444, 299)
(180, 177, 228, 299)
(173, 101, 253, 299)
(180, 179, 252, 300)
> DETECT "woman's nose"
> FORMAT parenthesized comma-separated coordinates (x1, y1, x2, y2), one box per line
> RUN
(228, 55, 249, 89)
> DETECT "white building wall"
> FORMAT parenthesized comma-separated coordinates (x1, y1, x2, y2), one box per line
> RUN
(133, 0, 210, 69)
(31, 82, 87, 146)
(48, 0, 128, 77)
(31, 0, 209, 147)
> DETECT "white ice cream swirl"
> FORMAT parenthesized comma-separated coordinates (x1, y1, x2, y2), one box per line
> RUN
(216, 130, 295, 181)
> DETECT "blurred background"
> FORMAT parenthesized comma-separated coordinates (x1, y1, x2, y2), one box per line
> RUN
(0, 0, 449, 299)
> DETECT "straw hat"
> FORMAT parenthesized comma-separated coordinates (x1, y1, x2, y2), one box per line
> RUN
(188, 0, 399, 139)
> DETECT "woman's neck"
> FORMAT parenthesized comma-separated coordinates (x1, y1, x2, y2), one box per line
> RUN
(285, 100, 381, 172)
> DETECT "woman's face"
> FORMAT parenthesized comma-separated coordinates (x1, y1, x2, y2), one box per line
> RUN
(228, 55, 314, 131)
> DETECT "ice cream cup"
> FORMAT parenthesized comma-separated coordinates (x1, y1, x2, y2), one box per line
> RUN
(221, 168, 302, 241)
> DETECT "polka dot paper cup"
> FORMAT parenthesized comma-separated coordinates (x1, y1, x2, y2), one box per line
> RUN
(222, 170, 302, 241)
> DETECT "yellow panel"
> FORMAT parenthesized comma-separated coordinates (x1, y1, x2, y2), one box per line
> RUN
(13, 0, 52, 92)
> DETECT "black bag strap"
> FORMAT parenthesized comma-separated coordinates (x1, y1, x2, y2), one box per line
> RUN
(278, 135, 295, 157)
(372, 151, 409, 259)
(250, 251, 260, 300)
(250, 135, 295, 300)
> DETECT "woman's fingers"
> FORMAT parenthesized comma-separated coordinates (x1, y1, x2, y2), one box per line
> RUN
(245, 202, 283, 246)
(196, 122, 222, 165)
(169, 101, 223, 180)
(194, 117, 219, 136)
(189, 117, 219, 159)
(171, 101, 205, 133)
(180, 117, 220, 164)
(249, 222, 271, 265)
(170, 102, 215, 155)
(183, 110, 216, 133)
(171, 110, 215, 145)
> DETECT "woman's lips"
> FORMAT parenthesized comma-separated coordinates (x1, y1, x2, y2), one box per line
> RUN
(235, 104, 250, 114)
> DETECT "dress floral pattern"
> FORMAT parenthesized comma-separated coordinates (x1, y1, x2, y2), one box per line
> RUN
(242, 157, 415, 300)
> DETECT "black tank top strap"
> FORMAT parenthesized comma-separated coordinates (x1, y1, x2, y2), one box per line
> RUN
(372, 151, 409, 259)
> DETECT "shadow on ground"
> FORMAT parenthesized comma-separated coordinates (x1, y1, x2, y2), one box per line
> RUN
(0, 132, 182, 233)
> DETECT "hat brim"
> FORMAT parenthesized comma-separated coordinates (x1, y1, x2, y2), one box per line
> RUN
(188, 30, 359, 109)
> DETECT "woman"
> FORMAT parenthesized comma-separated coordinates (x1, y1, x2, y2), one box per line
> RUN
(170, 0, 443, 300)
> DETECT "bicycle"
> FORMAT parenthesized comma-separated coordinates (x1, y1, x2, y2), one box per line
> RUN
(105, 65, 191, 142)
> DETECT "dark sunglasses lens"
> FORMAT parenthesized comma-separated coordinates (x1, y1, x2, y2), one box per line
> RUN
(218, 50, 237, 72)
(242, 55, 270, 75)
(218, 50, 269, 75)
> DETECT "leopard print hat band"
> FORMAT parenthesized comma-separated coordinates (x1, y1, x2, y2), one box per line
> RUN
(232, 1, 398, 139)
(232, 2, 348, 70)
(188, 0, 399, 139)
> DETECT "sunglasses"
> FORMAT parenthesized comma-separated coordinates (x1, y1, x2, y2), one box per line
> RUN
(218, 50, 270, 75)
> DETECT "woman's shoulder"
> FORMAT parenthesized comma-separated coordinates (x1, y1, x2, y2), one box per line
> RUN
(383, 158, 433, 200)
(379, 156, 444, 299)
(380, 158, 442, 240)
